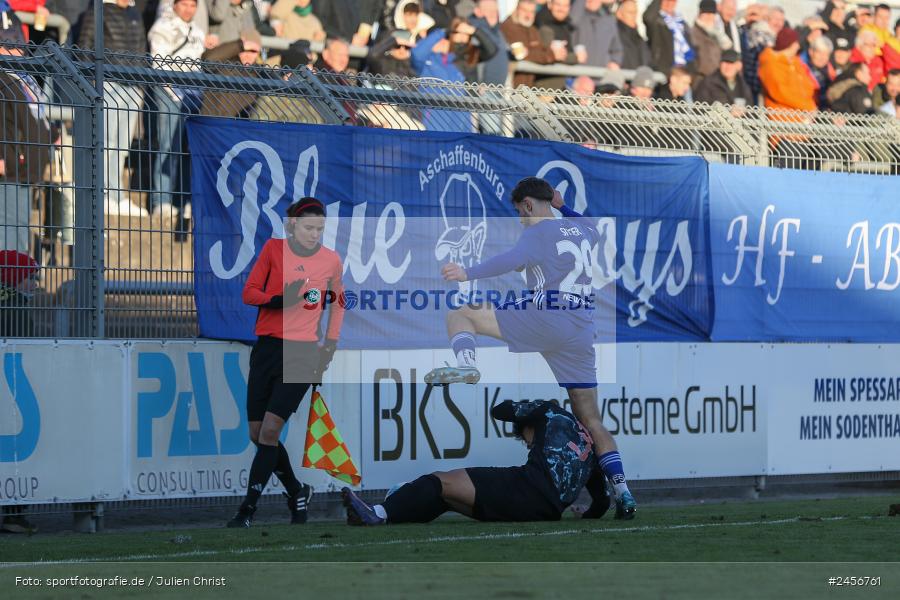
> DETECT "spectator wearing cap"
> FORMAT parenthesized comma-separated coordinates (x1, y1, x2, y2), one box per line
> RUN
(616, 0, 650, 70)
(832, 31, 854, 75)
(148, 0, 207, 222)
(852, 29, 887, 91)
(758, 26, 819, 113)
(1, 7, 52, 253)
(200, 28, 263, 118)
(0, 249, 38, 337)
(367, 29, 417, 79)
(655, 65, 693, 100)
(827, 61, 876, 113)
(597, 68, 626, 95)
(77, 0, 147, 217)
(694, 48, 750, 105)
(643, 0, 696, 75)
(629, 65, 657, 99)
(501, 0, 557, 88)
(873, 68, 900, 111)
(572, 0, 623, 73)
(271, 0, 326, 42)
(692, 0, 734, 87)
(802, 35, 836, 109)
(717, 0, 740, 54)
(469, 0, 510, 86)
(593, 70, 631, 148)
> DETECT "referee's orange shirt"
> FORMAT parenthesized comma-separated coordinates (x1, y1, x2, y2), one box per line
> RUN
(242, 238, 345, 341)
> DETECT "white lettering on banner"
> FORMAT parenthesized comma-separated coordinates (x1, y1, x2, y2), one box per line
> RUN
(592, 218, 693, 326)
(344, 202, 411, 284)
(722, 207, 900, 298)
(721, 205, 800, 305)
(769, 218, 800, 305)
(836, 221, 874, 290)
(536, 160, 587, 214)
(211, 141, 287, 279)
(876, 223, 900, 291)
(418, 145, 506, 201)
(211, 141, 412, 285)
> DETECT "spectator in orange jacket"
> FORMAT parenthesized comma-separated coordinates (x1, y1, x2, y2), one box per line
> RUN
(758, 27, 818, 113)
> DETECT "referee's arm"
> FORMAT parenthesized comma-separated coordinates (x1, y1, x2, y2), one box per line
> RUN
(242, 243, 283, 308)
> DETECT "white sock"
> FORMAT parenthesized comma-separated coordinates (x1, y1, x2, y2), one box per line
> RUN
(456, 349, 476, 369)
(613, 482, 630, 498)
(373, 504, 388, 520)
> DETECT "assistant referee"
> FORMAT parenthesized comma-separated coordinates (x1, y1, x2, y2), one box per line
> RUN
(227, 197, 345, 528)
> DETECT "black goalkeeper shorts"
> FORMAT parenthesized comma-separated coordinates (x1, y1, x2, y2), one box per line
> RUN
(466, 465, 563, 522)
(247, 336, 318, 422)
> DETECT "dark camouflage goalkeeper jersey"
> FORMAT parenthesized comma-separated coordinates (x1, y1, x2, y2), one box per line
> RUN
(491, 400, 596, 507)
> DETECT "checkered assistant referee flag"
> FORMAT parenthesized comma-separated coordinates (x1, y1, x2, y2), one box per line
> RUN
(302, 389, 361, 485)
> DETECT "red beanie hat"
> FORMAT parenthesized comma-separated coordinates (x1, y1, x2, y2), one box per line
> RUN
(774, 27, 799, 52)
(0, 251, 39, 287)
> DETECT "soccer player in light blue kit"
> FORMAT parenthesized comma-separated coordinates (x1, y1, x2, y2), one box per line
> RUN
(425, 177, 636, 519)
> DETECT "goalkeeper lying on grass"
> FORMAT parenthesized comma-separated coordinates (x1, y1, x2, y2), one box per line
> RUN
(342, 400, 610, 524)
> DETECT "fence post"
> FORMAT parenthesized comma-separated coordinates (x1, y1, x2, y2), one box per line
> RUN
(46, 42, 104, 337)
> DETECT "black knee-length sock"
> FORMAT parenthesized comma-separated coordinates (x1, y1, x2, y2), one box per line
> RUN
(241, 443, 279, 511)
(381, 475, 449, 523)
(273, 442, 302, 497)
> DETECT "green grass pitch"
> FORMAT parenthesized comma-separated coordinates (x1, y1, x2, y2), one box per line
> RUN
(1, 496, 898, 599)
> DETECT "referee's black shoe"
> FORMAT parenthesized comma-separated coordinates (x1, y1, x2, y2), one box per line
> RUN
(286, 484, 313, 524)
(226, 505, 255, 528)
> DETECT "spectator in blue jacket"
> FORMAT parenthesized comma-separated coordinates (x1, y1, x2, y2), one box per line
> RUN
(469, 0, 509, 85)
(412, 24, 468, 131)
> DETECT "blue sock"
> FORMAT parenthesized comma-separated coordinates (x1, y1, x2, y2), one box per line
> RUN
(450, 332, 477, 368)
(598, 451, 630, 497)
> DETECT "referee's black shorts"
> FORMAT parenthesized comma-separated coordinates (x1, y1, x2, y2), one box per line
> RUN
(466, 465, 563, 522)
(247, 335, 319, 422)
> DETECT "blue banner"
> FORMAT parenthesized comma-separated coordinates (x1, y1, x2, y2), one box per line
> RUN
(186, 118, 711, 348)
(709, 163, 900, 342)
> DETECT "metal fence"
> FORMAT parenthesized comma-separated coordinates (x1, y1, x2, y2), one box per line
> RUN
(1, 41, 899, 339)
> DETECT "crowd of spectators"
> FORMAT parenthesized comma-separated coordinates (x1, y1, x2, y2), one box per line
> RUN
(1, 0, 899, 231)
(4, 1, 897, 116)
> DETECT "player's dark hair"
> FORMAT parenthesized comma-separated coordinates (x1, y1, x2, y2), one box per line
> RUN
(510, 177, 554, 205)
(875, 4, 890, 13)
(286, 197, 326, 218)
